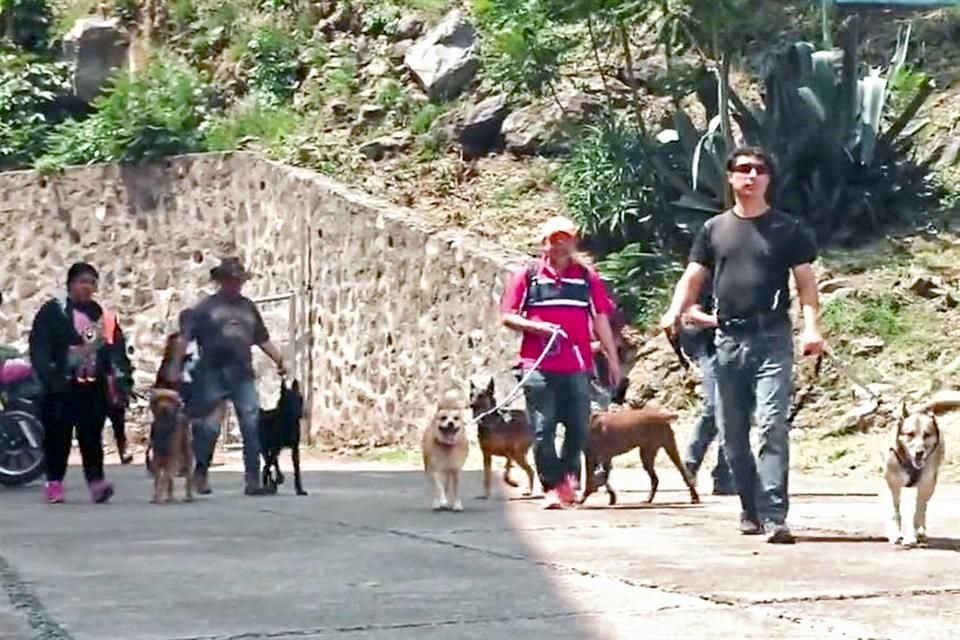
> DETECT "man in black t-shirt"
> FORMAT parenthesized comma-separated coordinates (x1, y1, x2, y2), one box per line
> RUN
(660, 146, 824, 544)
(179, 257, 287, 496)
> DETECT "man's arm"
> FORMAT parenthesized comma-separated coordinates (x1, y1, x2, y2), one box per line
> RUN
(659, 262, 709, 330)
(500, 268, 556, 337)
(792, 263, 824, 355)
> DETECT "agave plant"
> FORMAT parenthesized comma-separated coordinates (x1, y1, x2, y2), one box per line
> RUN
(658, 20, 943, 246)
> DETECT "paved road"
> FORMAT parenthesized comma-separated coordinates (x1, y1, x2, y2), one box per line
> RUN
(1, 458, 958, 640)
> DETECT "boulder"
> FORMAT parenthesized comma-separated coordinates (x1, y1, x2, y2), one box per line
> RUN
(395, 15, 424, 41)
(61, 17, 129, 104)
(457, 94, 510, 157)
(502, 92, 603, 156)
(358, 131, 413, 160)
(403, 9, 478, 101)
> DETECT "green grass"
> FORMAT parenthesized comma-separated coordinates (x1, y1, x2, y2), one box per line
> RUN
(205, 100, 304, 152)
(821, 293, 909, 344)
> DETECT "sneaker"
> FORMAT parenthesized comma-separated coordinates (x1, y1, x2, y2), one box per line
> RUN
(89, 479, 114, 504)
(739, 518, 764, 535)
(44, 481, 64, 504)
(541, 489, 564, 510)
(765, 522, 796, 544)
(557, 474, 579, 505)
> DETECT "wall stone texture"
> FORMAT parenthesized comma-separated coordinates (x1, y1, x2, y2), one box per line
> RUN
(0, 152, 528, 447)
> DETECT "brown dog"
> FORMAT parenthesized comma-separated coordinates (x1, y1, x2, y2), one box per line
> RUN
(148, 388, 194, 504)
(422, 389, 470, 511)
(469, 378, 535, 499)
(580, 403, 700, 506)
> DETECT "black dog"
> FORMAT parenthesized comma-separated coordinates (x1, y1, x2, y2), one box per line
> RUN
(258, 378, 307, 496)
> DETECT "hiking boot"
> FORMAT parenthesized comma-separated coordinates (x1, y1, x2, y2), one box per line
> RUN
(739, 518, 764, 535)
(765, 522, 796, 544)
(44, 481, 64, 504)
(89, 479, 114, 504)
(712, 483, 737, 496)
(193, 470, 211, 495)
(541, 489, 564, 510)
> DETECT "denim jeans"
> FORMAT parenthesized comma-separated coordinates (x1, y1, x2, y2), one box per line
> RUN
(189, 364, 262, 484)
(714, 321, 794, 525)
(522, 370, 591, 491)
(683, 349, 734, 491)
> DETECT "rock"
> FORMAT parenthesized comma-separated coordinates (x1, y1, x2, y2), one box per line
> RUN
(364, 57, 393, 79)
(403, 9, 478, 101)
(618, 52, 700, 95)
(326, 98, 350, 119)
(833, 399, 879, 435)
(358, 132, 413, 160)
(819, 278, 852, 294)
(61, 17, 129, 104)
(315, 2, 360, 39)
(907, 275, 945, 299)
(502, 91, 603, 156)
(359, 104, 385, 121)
(389, 39, 414, 62)
(850, 337, 885, 356)
(457, 94, 510, 157)
(395, 15, 424, 41)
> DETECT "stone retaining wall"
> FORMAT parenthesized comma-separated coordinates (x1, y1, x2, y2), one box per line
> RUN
(0, 152, 528, 446)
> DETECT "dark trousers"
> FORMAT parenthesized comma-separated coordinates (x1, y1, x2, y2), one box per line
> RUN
(105, 401, 127, 449)
(522, 370, 591, 491)
(41, 383, 108, 484)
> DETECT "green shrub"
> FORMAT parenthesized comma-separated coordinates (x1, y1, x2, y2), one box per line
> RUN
(244, 25, 301, 106)
(0, 0, 54, 51)
(205, 98, 303, 153)
(40, 58, 214, 167)
(0, 52, 72, 169)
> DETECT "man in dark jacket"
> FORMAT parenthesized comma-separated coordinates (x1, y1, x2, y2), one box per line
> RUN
(29, 262, 134, 504)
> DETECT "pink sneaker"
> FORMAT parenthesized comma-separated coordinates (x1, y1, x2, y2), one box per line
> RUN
(89, 479, 114, 504)
(557, 474, 579, 505)
(44, 481, 64, 504)
(541, 489, 564, 510)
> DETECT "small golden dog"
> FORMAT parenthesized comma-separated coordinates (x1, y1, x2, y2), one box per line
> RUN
(422, 389, 470, 512)
(148, 388, 194, 504)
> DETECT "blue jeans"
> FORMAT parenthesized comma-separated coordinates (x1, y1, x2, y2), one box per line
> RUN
(683, 349, 734, 491)
(189, 364, 262, 484)
(714, 322, 794, 525)
(522, 370, 591, 491)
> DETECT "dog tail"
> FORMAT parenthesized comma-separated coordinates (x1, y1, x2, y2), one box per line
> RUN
(919, 389, 960, 415)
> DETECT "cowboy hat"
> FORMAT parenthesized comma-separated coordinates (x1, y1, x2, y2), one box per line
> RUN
(210, 257, 253, 282)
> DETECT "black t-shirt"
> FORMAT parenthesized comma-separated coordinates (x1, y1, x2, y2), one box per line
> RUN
(689, 208, 817, 320)
(184, 292, 270, 372)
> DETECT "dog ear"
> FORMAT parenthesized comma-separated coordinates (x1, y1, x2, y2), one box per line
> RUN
(469, 380, 476, 394)
(485, 377, 495, 396)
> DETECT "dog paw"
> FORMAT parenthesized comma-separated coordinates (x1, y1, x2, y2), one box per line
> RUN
(451, 499, 463, 512)
(521, 490, 532, 497)
(296, 489, 309, 496)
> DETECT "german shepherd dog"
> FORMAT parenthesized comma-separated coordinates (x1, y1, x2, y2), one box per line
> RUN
(469, 377, 535, 498)
(148, 388, 194, 503)
(259, 379, 307, 496)
(580, 402, 700, 506)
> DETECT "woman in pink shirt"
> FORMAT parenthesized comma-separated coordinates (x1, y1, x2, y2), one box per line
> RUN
(500, 216, 621, 509)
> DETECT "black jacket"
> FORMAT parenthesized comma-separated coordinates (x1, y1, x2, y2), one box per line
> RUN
(29, 296, 133, 395)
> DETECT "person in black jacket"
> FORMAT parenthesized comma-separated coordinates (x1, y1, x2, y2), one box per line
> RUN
(29, 262, 133, 504)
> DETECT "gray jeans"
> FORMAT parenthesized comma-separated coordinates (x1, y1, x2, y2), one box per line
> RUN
(189, 364, 262, 484)
(714, 321, 794, 525)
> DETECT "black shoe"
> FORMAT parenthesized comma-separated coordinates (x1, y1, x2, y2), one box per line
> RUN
(712, 483, 737, 496)
(244, 484, 272, 496)
(739, 518, 765, 535)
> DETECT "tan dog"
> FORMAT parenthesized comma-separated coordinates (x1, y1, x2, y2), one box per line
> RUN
(580, 403, 700, 506)
(469, 378, 535, 499)
(883, 396, 951, 547)
(148, 388, 194, 504)
(422, 389, 470, 511)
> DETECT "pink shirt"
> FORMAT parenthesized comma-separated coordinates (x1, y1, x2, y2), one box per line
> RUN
(500, 259, 615, 374)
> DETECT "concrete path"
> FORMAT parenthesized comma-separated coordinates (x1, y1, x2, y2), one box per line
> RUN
(1, 457, 958, 640)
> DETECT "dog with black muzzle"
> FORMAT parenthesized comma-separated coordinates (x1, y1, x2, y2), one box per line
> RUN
(882, 392, 959, 547)
(422, 389, 469, 512)
(148, 388, 194, 504)
(259, 378, 307, 496)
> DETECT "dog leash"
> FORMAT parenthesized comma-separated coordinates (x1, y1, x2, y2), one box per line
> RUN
(470, 327, 566, 424)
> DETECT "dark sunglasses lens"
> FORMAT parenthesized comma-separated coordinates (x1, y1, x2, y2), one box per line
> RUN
(733, 163, 768, 175)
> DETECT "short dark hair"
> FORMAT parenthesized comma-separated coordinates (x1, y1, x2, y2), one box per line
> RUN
(66, 262, 99, 286)
(725, 145, 777, 182)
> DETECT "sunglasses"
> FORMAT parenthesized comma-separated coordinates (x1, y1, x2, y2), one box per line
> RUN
(730, 162, 769, 175)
